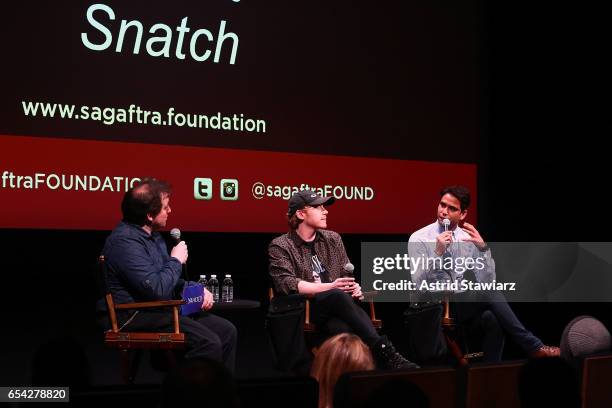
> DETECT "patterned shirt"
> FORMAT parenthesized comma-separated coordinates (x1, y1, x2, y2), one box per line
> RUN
(269, 229, 351, 295)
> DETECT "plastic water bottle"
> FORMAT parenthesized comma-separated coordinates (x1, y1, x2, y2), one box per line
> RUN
(222, 274, 234, 303)
(209, 274, 219, 302)
(197, 274, 207, 289)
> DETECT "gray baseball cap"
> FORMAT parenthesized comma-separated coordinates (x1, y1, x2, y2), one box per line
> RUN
(288, 190, 335, 216)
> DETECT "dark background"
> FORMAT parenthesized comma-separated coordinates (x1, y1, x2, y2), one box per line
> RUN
(2, 0, 482, 162)
(1, 2, 608, 385)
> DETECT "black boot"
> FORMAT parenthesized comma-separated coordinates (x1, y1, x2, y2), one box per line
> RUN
(373, 336, 419, 369)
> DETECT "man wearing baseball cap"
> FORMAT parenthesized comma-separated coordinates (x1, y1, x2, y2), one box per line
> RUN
(269, 189, 418, 370)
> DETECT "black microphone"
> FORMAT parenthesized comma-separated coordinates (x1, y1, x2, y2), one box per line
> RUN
(170, 228, 181, 244)
(343, 262, 355, 277)
(343, 263, 364, 300)
(170, 228, 189, 281)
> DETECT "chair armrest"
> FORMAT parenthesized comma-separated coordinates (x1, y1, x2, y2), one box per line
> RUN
(115, 300, 185, 310)
(361, 290, 378, 302)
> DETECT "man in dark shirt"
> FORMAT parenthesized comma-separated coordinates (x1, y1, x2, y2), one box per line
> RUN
(97, 178, 237, 371)
(269, 190, 418, 369)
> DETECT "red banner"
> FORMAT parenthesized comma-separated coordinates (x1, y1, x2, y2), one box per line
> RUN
(0, 135, 477, 233)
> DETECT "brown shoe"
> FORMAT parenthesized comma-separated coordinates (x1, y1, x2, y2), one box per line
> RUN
(529, 345, 561, 358)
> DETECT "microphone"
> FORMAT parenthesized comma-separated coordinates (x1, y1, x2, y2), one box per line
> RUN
(170, 228, 181, 243)
(343, 263, 364, 300)
(343, 262, 355, 277)
(441, 218, 453, 261)
(442, 218, 451, 232)
(170, 228, 189, 281)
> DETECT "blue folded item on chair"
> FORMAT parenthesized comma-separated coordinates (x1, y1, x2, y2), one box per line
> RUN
(181, 283, 204, 315)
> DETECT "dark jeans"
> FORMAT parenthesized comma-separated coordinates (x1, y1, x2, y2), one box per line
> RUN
(311, 289, 380, 347)
(99, 310, 237, 372)
(453, 291, 543, 361)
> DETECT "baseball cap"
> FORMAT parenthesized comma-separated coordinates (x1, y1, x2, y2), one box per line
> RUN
(288, 190, 335, 216)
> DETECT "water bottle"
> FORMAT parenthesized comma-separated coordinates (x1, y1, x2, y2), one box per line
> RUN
(209, 274, 219, 302)
(197, 274, 207, 289)
(222, 274, 234, 303)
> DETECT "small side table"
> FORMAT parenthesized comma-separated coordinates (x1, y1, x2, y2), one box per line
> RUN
(212, 299, 261, 311)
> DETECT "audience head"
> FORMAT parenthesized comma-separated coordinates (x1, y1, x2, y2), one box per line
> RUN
(560, 315, 611, 361)
(161, 357, 239, 408)
(311, 333, 375, 408)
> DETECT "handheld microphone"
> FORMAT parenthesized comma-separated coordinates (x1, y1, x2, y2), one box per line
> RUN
(343, 262, 355, 277)
(442, 218, 451, 232)
(170, 228, 181, 243)
(343, 263, 364, 300)
(170, 228, 189, 281)
(442, 218, 453, 260)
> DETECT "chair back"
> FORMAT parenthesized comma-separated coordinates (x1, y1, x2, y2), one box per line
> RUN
(96, 254, 185, 383)
(98, 255, 120, 332)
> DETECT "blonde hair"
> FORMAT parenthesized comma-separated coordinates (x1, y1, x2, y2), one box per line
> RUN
(311, 333, 375, 408)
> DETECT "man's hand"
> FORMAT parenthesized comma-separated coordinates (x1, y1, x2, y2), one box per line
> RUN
(435, 231, 453, 256)
(461, 222, 487, 251)
(332, 277, 356, 294)
(171, 241, 188, 264)
(351, 282, 363, 300)
(201, 288, 214, 311)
